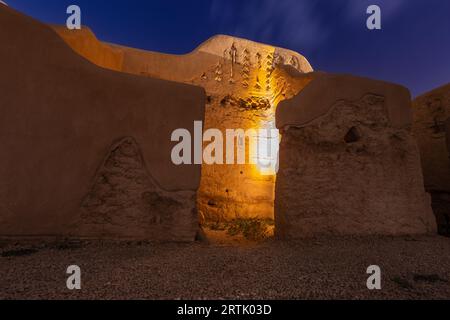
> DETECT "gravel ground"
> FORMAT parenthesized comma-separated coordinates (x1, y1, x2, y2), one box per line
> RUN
(1, 232, 450, 300)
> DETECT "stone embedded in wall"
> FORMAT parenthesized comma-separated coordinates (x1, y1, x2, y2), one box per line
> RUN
(413, 83, 450, 236)
(219, 94, 271, 111)
(275, 74, 437, 238)
(256, 52, 262, 69)
(215, 62, 223, 82)
(241, 48, 251, 88)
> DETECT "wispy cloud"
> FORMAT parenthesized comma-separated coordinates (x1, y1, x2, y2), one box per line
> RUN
(209, 0, 331, 50)
(209, 0, 409, 51)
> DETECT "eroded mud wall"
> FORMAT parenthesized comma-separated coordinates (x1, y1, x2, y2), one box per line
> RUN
(275, 74, 437, 238)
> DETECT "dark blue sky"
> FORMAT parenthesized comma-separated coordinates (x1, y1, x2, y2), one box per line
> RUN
(6, 0, 450, 96)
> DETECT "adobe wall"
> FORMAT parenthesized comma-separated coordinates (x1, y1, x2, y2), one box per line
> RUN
(0, 6, 204, 241)
(54, 27, 314, 222)
(412, 84, 450, 236)
(275, 74, 437, 238)
(52, 26, 124, 71)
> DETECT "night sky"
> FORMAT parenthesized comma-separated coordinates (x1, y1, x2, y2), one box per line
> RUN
(5, 0, 450, 97)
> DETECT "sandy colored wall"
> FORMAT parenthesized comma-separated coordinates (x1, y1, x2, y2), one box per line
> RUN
(412, 83, 450, 236)
(54, 26, 314, 222)
(0, 6, 205, 241)
(275, 74, 436, 238)
(52, 26, 124, 71)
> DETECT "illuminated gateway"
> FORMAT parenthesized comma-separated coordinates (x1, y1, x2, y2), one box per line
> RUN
(53, 28, 314, 223)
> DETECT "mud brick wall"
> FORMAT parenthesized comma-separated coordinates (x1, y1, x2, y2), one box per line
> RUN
(0, 6, 204, 241)
(275, 74, 437, 238)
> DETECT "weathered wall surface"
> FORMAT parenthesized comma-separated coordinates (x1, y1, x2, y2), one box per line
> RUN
(0, 6, 204, 241)
(413, 84, 450, 236)
(275, 74, 436, 238)
(54, 27, 314, 222)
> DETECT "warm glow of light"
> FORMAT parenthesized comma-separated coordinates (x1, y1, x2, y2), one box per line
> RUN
(238, 47, 283, 176)
(254, 120, 279, 175)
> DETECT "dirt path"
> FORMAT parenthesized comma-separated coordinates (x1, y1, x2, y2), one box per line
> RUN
(1, 235, 450, 299)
